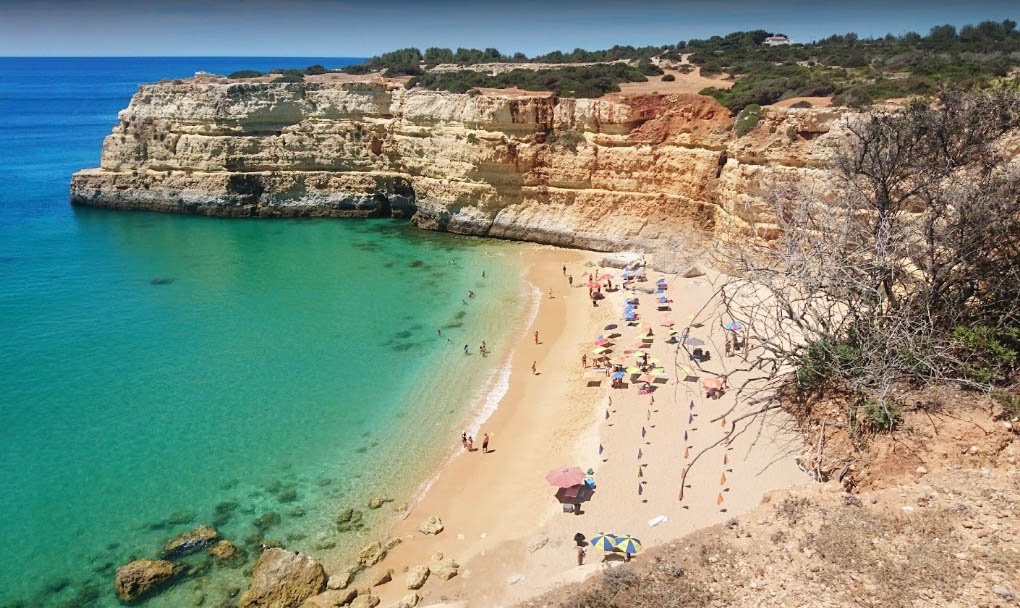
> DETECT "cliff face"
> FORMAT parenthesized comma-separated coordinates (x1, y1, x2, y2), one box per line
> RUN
(70, 79, 852, 253)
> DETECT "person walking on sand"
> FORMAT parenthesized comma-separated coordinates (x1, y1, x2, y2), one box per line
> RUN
(568, 274, 573, 286)
(562, 265, 567, 276)
(482, 433, 490, 453)
(577, 545, 587, 566)
(532, 361, 537, 375)
(534, 330, 539, 344)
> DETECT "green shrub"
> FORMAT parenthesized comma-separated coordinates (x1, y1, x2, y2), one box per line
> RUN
(861, 399, 901, 431)
(796, 338, 866, 391)
(734, 103, 762, 136)
(549, 129, 586, 151)
(272, 73, 304, 83)
(991, 390, 1020, 418)
(228, 70, 263, 79)
(790, 99, 813, 108)
(661, 73, 676, 81)
(952, 325, 1020, 384)
(304, 64, 327, 75)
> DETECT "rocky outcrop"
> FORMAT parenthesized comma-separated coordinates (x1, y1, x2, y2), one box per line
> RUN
(162, 524, 219, 557)
(418, 516, 444, 535)
(239, 548, 327, 608)
(114, 559, 185, 603)
(70, 78, 854, 252)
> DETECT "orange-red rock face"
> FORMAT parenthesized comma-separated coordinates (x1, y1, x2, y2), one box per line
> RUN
(70, 80, 852, 253)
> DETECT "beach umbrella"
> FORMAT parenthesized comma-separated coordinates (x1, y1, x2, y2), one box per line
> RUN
(703, 378, 724, 390)
(634, 267, 646, 275)
(656, 278, 667, 284)
(600, 273, 614, 280)
(587, 281, 601, 288)
(657, 296, 668, 303)
(614, 535, 643, 554)
(590, 532, 617, 551)
(595, 338, 610, 346)
(626, 367, 642, 374)
(604, 324, 618, 330)
(724, 321, 743, 331)
(592, 346, 608, 354)
(611, 371, 625, 380)
(684, 337, 705, 346)
(546, 466, 586, 488)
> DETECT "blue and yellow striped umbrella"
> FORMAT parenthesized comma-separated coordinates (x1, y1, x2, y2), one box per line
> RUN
(614, 535, 643, 554)
(590, 532, 618, 551)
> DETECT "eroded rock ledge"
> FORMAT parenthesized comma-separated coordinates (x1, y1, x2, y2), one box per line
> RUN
(70, 79, 850, 253)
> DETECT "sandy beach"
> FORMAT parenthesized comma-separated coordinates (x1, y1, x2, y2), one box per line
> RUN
(360, 246, 807, 607)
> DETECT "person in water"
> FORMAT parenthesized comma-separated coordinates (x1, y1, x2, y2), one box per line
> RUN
(463, 344, 469, 354)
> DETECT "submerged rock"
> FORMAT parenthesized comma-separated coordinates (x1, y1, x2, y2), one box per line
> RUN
(209, 540, 245, 567)
(114, 559, 186, 603)
(239, 548, 327, 608)
(162, 524, 219, 558)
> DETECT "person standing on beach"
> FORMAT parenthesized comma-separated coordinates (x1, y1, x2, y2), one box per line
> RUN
(532, 361, 537, 375)
(461, 431, 467, 448)
(482, 433, 490, 453)
(577, 545, 587, 566)
(582, 353, 587, 368)
(467, 436, 474, 451)
(562, 265, 566, 276)
(534, 330, 539, 344)
(568, 274, 573, 286)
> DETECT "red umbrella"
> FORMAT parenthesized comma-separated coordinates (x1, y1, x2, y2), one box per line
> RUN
(600, 273, 614, 280)
(546, 466, 586, 487)
(586, 281, 601, 289)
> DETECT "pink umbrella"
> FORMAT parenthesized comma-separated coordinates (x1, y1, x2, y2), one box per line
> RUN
(595, 338, 610, 346)
(546, 466, 586, 488)
(587, 281, 601, 289)
(703, 378, 724, 390)
(600, 273, 614, 280)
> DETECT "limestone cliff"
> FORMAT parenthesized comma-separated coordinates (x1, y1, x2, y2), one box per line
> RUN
(70, 77, 853, 253)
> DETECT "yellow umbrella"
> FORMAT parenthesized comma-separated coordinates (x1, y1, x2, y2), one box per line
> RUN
(626, 367, 642, 374)
(592, 346, 608, 354)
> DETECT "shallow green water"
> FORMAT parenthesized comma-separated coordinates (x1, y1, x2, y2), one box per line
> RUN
(1, 56, 533, 606)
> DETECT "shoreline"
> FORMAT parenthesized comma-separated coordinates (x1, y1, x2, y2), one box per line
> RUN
(338, 244, 808, 607)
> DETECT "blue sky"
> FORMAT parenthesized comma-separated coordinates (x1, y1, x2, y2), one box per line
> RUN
(0, 0, 1016, 56)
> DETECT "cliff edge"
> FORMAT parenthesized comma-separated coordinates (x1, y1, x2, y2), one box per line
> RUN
(70, 77, 850, 254)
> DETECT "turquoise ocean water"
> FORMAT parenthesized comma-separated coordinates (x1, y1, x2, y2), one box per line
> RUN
(0, 58, 528, 607)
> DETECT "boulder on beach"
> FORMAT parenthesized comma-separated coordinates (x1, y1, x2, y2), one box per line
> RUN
(299, 588, 358, 608)
(239, 548, 327, 608)
(114, 559, 186, 603)
(418, 517, 444, 535)
(370, 569, 393, 587)
(405, 565, 430, 590)
(358, 541, 387, 568)
(162, 524, 219, 558)
(327, 570, 354, 590)
(395, 592, 419, 608)
(431, 559, 459, 581)
(350, 594, 380, 608)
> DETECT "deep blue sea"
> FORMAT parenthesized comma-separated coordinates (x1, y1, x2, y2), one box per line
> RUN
(0, 58, 528, 607)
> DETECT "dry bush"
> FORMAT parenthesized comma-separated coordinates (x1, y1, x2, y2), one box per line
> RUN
(560, 564, 714, 608)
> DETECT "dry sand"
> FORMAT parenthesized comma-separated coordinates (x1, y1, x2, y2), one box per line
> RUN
(362, 247, 807, 607)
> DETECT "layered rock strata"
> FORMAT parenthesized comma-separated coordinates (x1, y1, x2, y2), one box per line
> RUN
(71, 78, 851, 252)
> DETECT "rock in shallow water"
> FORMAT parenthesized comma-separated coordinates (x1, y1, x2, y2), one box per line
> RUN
(114, 559, 186, 603)
(162, 524, 219, 558)
(239, 548, 327, 608)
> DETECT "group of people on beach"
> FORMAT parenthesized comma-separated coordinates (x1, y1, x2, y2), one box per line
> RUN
(460, 431, 490, 453)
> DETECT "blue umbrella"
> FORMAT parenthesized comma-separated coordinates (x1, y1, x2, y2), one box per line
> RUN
(614, 535, 643, 554)
(611, 371, 625, 379)
(590, 532, 617, 550)
(656, 278, 667, 284)
(657, 296, 668, 303)
(725, 321, 743, 331)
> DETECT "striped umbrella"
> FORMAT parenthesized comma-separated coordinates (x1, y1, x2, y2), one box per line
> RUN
(614, 535, 643, 554)
(590, 532, 617, 551)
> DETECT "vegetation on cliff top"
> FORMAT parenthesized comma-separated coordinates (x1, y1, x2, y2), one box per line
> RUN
(334, 18, 1019, 109)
